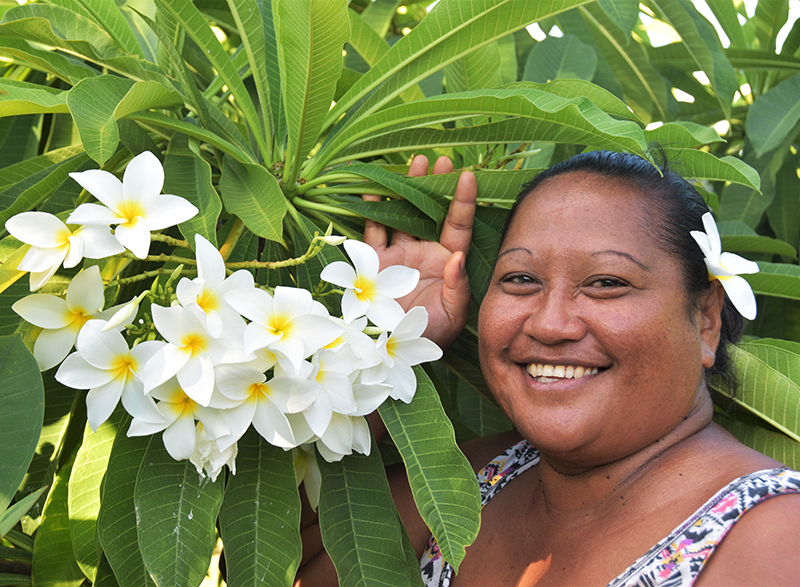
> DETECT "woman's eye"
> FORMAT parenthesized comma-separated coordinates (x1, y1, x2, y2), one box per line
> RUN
(587, 277, 628, 289)
(499, 274, 539, 289)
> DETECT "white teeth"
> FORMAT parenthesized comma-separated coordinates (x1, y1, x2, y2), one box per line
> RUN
(525, 363, 601, 380)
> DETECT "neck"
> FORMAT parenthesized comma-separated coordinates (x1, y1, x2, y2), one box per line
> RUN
(532, 392, 715, 518)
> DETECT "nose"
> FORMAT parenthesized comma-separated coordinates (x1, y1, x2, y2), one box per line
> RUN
(521, 286, 586, 344)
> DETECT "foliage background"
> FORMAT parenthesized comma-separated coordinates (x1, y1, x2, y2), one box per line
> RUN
(0, 0, 798, 585)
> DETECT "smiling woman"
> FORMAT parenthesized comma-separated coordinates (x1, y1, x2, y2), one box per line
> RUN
(295, 151, 800, 587)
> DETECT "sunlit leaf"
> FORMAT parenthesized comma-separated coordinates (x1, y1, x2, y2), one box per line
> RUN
(746, 73, 800, 157)
(73, 0, 144, 57)
(0, 79, 68, 117)
(748, 262, 800, 302)
(164, 152, 223, 248)
(523, 34, 597, 83)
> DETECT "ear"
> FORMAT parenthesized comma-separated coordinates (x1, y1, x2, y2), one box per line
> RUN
(699, 280, 725, 369)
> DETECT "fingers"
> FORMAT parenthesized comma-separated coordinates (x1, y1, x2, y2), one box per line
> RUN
(433, 156, 453, 175)
(438, 250, 470, 349)
(440, 170, 477, 255)
(390, 155, 429, 246)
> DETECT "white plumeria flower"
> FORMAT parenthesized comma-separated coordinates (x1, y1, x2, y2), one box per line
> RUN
(690, 212, 760, 320)
(12, 266, 118, 371)
(299, 346, 360, 438)
(314, 413, 372, 463)
(225, 285, 343, 373)
(143, 304, 230, 407)
(190, 423, 237, 482)
(5, 212, 123, 291)
(128, 377, 229, 461)
(213, 362, 318, 450)
(326, 316, 382, 370)
(320, 240, 419, 330)
(362, 307, 442, 403)
(67, 151, 198, 259)
(176, 234, 253, 338)
(293, 445, 322, 510)
(56, 320, 162, 431)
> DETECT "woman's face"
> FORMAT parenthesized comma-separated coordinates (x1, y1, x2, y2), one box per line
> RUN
(478, 172, 721, 467)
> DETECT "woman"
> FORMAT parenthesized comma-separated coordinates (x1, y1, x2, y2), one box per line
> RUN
(297, 151, 800, 586)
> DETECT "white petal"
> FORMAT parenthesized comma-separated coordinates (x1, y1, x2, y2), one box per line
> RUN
(372, 265, 419, 299)
(129, 340, 164, 378)
(315, 440, 346, 463)
(318, 412, 353, 455)
(253, 399, 296, 448)
(386, 360, 416, 403)
(78, 225, 126, 258)
(28, 261, 64, 292)
(69, 169, 124, 211)
(128, 418, 168, 437)
(267, 376, 319, 413)
(720, 275, 758, 320)
(226, 288, 273, 324)
(285, 413, 316, 445)
(273, 286, 313, 318)
(216, 364, 264, 401)
(194, 234, 225, 288)
(121, 386, 166, 424)
(177, 355, 216, 406)
(34, 324, 80, 371)
(391, 338, 442, 366)
(162, 414, 197, 460)
(56, 352, 114, 389)
(144, 196, 198, 231)
(243, 323, 282, 354)
(304, 392, 333, 437)
(390, 306, 429, 341)
(341, 288, 370, 323)
(700, 212, 722, 259)
(143, 344, 191, 393)
(217, 403, 256, 450)
(690, 230, 715, 262)
(76, 320, 128, 369)
(17, 246, 66, 274)
(86, 378, 125, 431)
(6, 212, 70, 248)
(114, 216, 151, 259)
(365, 294, 406, 330)
(319, 261, 357, 289)
(67, 203, 125, 226)
(62, 236, 84, 269)
(270, 336, 306, 374)
(719, 252, 760, 276)
(291, 314, 344, 357)
(320, 372, 356, 414)
(123, 151, 164, 202)
(176, 277, 204, 307)
(351, 382, 391, 416)
(193, 405, 229, 439)
(66, 266, 104, 314)
(12, 295, 71, 328)
(343, 240, 379, 278)
(350, 416, 371, 455)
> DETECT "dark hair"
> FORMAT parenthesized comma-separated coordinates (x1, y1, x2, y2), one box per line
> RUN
(500, 149, 744, 390)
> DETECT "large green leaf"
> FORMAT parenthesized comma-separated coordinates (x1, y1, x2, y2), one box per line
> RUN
(219, 156, 287, 243)
(0, 36, 97, 85)
(523, 34, 597, 83)
(746, 73, 800, 157)
(31, 458, 84, 587)
(164, 152, 222, 248)
(647, 0, 736, 117)
(705, 0, 746, 48)
(317, 442, 422, 587)
(67, 75, 184, 165)
(712, 346, 800, 443)
(660, 149, 760, 191)
(68, 412, 123, 583)
(725, 48, 800, 72)
(157, 0, 268, 160)
(74, 0, 144, 57)
(96, 421, 155, 587)
(336, 199, 439, 241)
(327, 0, 593, 130)
(644, 121, 722, 147)
(219, 430, 302, 587)
(0, 486, 47, 538)
(748, 262, 800, 301)
(0, 79, 68, 117)
(379, 366, 480, 572)
(134, 436, 224, 587)
(0, 335, 44, 513)
(275, 0, 348, 184)
(720, 236, 797, 259)
(754, 0, 790, 53)
(767, 151, 800, 255)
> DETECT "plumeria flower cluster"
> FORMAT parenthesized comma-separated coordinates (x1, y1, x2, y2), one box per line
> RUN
(9, 168, 442, 484)
(5, 151, 198, 291)
(690, 212, 760, 320)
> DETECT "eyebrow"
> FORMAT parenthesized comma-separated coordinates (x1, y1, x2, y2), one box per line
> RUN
(592, 250, 651, 271)
(496, 247, 532, 260)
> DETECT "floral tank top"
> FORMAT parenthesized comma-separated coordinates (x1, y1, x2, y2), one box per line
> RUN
(420, 439, 800, 587)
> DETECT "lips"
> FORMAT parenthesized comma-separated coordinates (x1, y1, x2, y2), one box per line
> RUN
(526, 363, 601, 382)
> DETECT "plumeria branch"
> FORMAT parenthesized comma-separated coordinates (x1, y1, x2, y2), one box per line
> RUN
(225, 230, 345, 271)
(150, 233, 192, 249)
(107, 267, 198, 287)
(122, 251, 198, 265)
(219, 218, 246, 261)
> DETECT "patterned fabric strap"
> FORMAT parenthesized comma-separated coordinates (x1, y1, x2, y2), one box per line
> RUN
(420, 440, 540, 587)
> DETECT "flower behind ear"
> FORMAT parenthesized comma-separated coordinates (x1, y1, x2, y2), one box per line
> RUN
(690, 212, 759, 320)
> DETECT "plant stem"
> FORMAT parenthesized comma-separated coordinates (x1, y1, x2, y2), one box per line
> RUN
(219, 218, 246, 261)
(108, 267, 197, 287)
(151, 233, 191, 249)
(122, 251, 197, 265)
(295, 172, 367, 194)
(292, 197, 361, 218)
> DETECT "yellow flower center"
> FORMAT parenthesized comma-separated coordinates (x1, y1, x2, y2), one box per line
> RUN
(247, 382, 270, 403)
(181, 333, 207, 356)
(197, 289, 220, 313)
(352, 274, 375, 301)
(119, 199, 146, 223)
(267, 314, 290, 337)
(110, 354, 137, 379)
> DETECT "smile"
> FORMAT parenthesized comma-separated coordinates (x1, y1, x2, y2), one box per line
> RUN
(526, 363, 601, 382)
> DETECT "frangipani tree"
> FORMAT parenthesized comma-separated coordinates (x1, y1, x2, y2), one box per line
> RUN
(0, 0, 798, 586)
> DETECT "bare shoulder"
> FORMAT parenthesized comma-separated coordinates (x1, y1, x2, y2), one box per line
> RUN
(696, 491, 800, 587)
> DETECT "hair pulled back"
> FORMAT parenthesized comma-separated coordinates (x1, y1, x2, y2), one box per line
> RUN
(500, 149, 744, 389)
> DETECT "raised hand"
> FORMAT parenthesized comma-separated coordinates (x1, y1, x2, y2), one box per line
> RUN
(362, 155, 477, 350)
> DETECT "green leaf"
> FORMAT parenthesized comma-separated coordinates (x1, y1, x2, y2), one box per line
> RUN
(379, 366, 481, 572)
(219, 430, 302, 587)
(767, 151, 800, 255)
(317, 442, 422, 587)
(715, 415, 800, 470)
(705, 0, 747, 48)
(468, 205, 509, 303)
(219, 156, 287, 242)
(523, 34, 597, 83)
(31, 458, 84, 587)
(712, 346, 800, 443)
(726, 48, 800, 72)
(661, 149, 761, 192)
(647, 0, 736, 117)
(67, 75, 184, 165)
(94, 553, 121, 587)
(0, 335, 44, 513)
(157, 0, 269, 160)
(720, 235, 797, 259)
(0, 79, 68, 117)
(96, 421, 155, 587)
(328, 0, 593, 129)
(275, 0, 348, 184)
(748, 262, 800, 301)
(597, 0, 639, 35)
(134, 436, 224, 587)
(754, 0, 789, 53)
(348, 8, 390, 66)
(644, 121, 722, 147)
(0, 486, 47, 539)
(0, 36, 97, 85)
(739, 338, 800, 382)
(68, 412, 123, 583)
(504, 79, 640, 122)
(576, 2, 671, 122)
(74, 0, 144, 57)
(163, 152, 222, 248)
(336, 199, 439, 241)
(746, 73, 800, 157)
